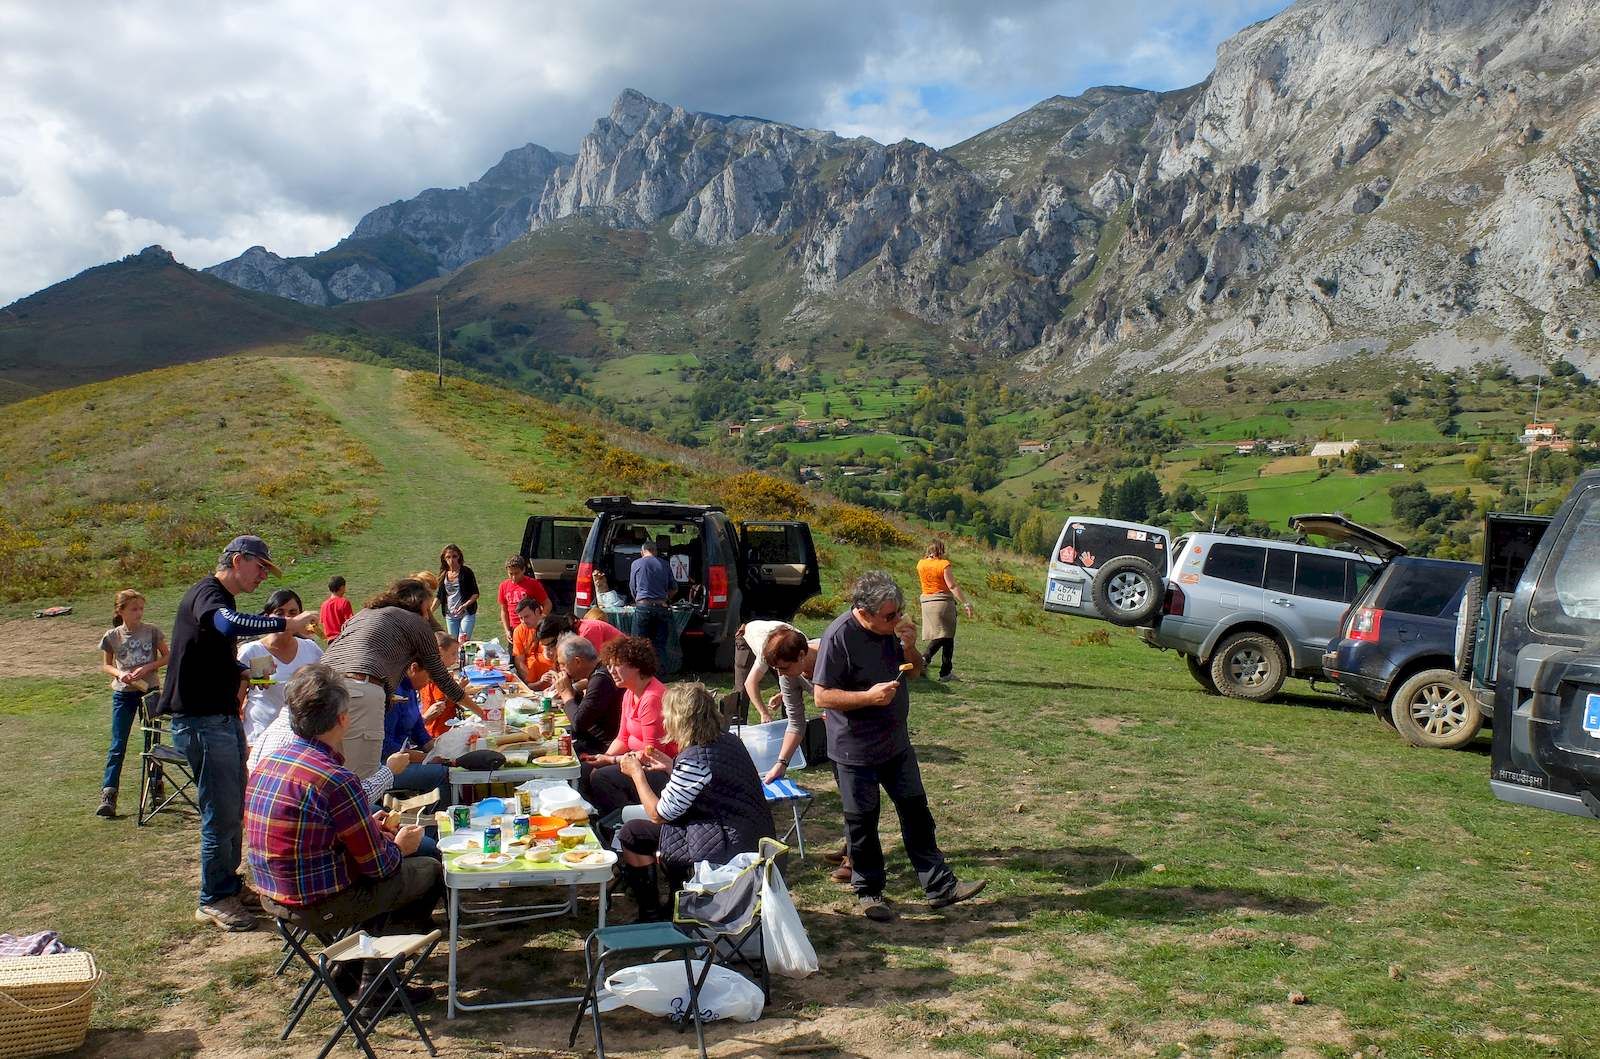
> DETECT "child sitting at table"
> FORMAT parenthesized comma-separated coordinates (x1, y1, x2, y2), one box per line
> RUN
(511, 597, 556, 688)
(386, 663, 453, 815)
(420, 630, 464, 738)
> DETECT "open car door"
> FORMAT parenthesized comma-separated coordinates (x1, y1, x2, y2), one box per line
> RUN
(520, 515, 595, 611)
(738, 521, 821, 620)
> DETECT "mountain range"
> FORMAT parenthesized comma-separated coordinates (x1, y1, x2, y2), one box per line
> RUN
(5, 0, 1598, 400)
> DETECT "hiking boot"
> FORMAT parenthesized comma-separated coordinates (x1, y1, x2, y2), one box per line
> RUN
(822, 843, 849, 865)
(857, 894, 895, 922)
(194, 896, 256, 932)
(937, 672, 956, 682)
(96, 787, 117, 818)
(830, 858, 853, 884)
(928, 878, 987, 910)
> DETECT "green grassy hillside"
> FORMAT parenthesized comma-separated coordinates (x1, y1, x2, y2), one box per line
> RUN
(9, 355, 1600, 1056)
(0, 248, 329, 395)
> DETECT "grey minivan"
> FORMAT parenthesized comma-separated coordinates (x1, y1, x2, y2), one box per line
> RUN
(1144, 516, 1405, 700)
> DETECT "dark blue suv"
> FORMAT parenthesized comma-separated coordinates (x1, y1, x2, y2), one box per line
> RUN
(1323, 555, 1483, 750)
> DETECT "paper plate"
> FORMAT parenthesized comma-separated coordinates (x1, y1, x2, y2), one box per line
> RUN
(438, 832, 479, 854)
(559, 849, 615, 869)
(457, 851, 515, 869)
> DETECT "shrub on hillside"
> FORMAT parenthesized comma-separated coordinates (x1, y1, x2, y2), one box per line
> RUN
(718, 472, 814, 521)
(798, 593, 846, 620)
(985, 570, 1029, 595)
(817, 505, 914, 549)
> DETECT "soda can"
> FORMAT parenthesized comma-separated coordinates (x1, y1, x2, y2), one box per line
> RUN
(516, 788, 534, 814)
(512, 815, 531, 841)
(450, 805, 471, 831)
(483, 826, 503, 856)
(559, 734, 573, 757)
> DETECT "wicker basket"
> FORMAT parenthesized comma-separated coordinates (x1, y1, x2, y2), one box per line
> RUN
(0, 952, 101, 1059)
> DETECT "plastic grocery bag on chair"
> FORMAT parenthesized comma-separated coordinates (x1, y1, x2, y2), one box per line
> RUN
(598, 960, 764, 1023)
(760, 860, 818, 978)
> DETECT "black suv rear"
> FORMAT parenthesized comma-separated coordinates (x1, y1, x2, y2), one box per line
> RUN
(520, 496, 820, 670)
(1323, 556, 1482, 749)
(1489, 471, 1600, 819)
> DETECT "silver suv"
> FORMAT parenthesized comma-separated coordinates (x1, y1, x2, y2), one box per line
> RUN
(1143, 515, 1404, 700)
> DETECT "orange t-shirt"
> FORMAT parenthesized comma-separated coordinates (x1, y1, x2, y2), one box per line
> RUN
(917, 557, 952, 596)
(420, 681, 453, 739)
(512, 624, 553, 684)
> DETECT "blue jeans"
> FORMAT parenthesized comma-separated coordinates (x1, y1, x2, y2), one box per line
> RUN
(446, 611, 476, 642)
(102, 690, 142, 790)
(393, 762, 451, 810)
(635, 603, 670, 669)
(171, 714, 247, 907)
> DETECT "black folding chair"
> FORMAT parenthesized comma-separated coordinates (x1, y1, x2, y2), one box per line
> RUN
(274, 918, 440, 1059)
(672, 837, 788, 1003)
(136, 691, 199, 826)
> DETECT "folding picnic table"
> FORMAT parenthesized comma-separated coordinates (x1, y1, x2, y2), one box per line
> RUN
(442, 841, 614, 1018)
(447, 762, 580, 803)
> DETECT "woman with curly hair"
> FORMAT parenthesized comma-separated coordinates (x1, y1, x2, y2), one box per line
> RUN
(320, 578, 471, 780)
(580, 635, 679, 817)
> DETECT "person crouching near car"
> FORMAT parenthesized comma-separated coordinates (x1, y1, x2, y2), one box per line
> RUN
(246, 664, 443, 1003)
(615, 682, 775, 921)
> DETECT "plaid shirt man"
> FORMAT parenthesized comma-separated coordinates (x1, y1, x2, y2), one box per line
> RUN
(244, 733, 400, 908)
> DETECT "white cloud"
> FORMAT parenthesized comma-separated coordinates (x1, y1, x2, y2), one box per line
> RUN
(0, 0, 1287, 305)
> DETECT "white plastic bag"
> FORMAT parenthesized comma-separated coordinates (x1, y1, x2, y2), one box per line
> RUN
(760, 864, 818, 978)
(427, 719, 486, 763)
(598, 960, 764, 1023)
(684, 852, 759, 892)
(736, 719, 806, 774)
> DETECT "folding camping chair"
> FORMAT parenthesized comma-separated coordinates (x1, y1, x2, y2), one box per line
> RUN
(274, 917, 440, 1059)
(136, 691, 199, 826)
(568, 922, 710, 1059)
(672, 836, 787, 1003)
(735, 722, 814, 857)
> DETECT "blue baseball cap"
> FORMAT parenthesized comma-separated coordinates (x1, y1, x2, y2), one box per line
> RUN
(222, 535, 281, 575)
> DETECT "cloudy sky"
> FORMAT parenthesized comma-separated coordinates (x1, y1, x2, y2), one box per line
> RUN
(0, 0, 1289, 305)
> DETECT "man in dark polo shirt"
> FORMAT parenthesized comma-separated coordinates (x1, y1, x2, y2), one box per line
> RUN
(813, 570, 985, 922)
(162, 535, 316, 931)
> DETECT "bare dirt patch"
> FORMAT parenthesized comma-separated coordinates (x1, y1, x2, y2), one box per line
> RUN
(0, 616, 103, 678)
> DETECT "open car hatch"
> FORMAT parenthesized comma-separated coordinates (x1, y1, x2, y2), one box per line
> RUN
(1287, 513, 1407, 561)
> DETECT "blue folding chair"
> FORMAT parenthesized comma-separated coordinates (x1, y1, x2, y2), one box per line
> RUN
(735, 722, 814, 857)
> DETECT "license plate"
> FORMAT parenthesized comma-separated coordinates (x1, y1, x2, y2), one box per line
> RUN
(1583, 693, 1600, 737)
(1047, 580, 1082, 607)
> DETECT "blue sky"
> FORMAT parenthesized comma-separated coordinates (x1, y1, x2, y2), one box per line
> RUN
(0, 0, 1294, 304)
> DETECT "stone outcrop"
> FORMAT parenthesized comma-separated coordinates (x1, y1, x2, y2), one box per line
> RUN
(205, 143, 571, 305)
(206, 0, 1600, 376)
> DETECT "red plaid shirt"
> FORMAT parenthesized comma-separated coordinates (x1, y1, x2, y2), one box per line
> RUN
(244, 734, 400, 908)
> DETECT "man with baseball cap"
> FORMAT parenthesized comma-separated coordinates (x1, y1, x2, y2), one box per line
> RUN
(162, 534, 317, 931)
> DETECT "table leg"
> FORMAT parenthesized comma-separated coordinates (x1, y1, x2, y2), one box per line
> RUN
(447, 887, 460, 1019)
(598, 880, 608, 929)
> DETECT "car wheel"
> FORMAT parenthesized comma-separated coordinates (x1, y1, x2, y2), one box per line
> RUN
(1185, 653, 1219, 695)
(1389, 669, 1482, 749)
(1091, 556, 1163, 627)
(1209, 632, 1287, 701)
(1454, 577, 1484, 680)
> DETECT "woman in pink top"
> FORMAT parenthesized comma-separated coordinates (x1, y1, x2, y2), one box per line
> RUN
(579, 635, 677, 816)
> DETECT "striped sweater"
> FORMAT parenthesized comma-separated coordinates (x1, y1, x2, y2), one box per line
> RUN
(320, 607, 466, 702)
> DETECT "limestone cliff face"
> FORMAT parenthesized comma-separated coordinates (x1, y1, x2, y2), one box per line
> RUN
(206, 0, 1600, 375)
(204, 143, 571, 305)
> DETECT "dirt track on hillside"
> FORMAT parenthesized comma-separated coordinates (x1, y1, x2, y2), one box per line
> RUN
(0, 616, 103, 678)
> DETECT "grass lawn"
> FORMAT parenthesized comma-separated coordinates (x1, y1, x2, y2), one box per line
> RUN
(783, 433, 926, 458)
(1206, 470, 1400, 527)
(585, 351, 699, 405)
(9, 356, 1600, 1057)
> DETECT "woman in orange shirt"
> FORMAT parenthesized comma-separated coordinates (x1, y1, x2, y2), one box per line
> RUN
(916, 539, 974, 682)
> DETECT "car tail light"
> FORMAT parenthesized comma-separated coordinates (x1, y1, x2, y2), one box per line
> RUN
(1164, 584, 1185, 616)
(1349, 607, 1383, 642)
(708, 565, 730, 610)
(575, 561, 594, 608)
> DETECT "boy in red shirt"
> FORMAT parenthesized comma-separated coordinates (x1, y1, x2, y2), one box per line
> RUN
(497, 555, 550, 643)
(319, 576, 354, 642)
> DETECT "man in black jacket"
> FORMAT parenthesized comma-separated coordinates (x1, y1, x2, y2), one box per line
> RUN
(548, 634, 622, 755)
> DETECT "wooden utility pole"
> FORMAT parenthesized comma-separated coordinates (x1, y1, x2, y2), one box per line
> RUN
(436, 295, 444, 389)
